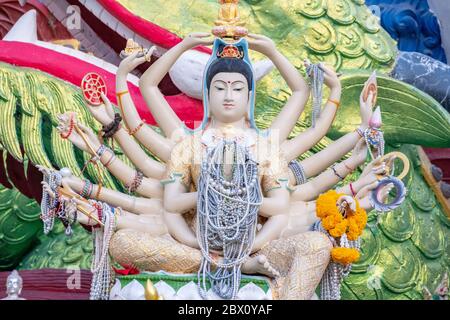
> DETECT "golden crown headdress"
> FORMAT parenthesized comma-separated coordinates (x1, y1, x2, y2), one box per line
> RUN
(217, 44, 244, 59)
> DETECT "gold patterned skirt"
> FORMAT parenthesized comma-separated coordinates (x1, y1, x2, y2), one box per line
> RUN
(109, 229, 332, 300)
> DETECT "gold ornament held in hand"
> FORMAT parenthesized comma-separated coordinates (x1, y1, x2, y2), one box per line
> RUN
(377, 151, 410, 180)
(213, 0, 248, 39)
(121, 39, 148, 59)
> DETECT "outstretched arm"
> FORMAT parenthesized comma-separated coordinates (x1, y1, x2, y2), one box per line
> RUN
(56, 178, 166, 235)
(292, 154, 388, 202)
(297, 131, 362, 181)
(292, 80, 376, 181)
(281, 64, 342, 162)
(139, 33, 213, 140)
(57, 114, 163, 199)
(291, 154, 360, 202)
(85, 92, 166, 179)
(116, 50, 174, 161)
(247, 34, 310, 144)
(60, 175, 162, 216)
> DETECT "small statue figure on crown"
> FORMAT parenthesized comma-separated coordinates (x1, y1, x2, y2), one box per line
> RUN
(213, 0, 248, 39)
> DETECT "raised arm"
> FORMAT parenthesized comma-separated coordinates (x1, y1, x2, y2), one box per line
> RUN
(281, 64, 342, 162)
(85, 92, 166, 179)
(139, 33, 214, 140)
(291, 152, 361, 202)
(57, 113, 163, 199)
(292, 79, 376, 181)
(247, 34, 310, 144)
(116, 50, 174, 161)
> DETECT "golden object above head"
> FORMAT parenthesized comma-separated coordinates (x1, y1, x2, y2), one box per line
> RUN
(213, 0, 248, 39)
(121, 39, 148, 59)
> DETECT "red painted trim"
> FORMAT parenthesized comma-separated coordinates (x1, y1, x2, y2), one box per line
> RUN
(423, 148, 450, 162)
(0, 41, 204, 127)
(0, 0, 72, 41)
(96, 0, 212, 54)
(423, 147, 450, 183)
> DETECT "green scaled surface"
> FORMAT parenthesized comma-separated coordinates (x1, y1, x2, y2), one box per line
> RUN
(330, 72, 450, 147)
(0, 185, 42, 270)
(0, 63, 136, 191)
(18, 223, 92, 270)
(341, 144, 450, 300)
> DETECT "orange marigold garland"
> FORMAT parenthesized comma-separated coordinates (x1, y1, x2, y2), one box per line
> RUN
(314, 190, 368, 300)
(316, 190, 367, 241)
(331, 248, 360, 265)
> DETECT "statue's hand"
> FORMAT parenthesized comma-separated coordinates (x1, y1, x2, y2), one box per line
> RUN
(358, 181, 394, 206)
(70, 197, 100, 226)
(337, 195, 356, 215)
(56, 113, 101, 155)
(41, 181, 56, 199)
(118, 47, 156, 75)
(360, 153, 395, 178)
(247, 33, 276, 56)
(354, 161, 389, 198)
(85, 92, 115, 126)
(359, 79, 376, 128)
(349, 138, 368, 166)
(304, 59, 341, 91)
(181, 32, 214, 49)
(320, 63, 341, 91)
(59, 179, 100, 226)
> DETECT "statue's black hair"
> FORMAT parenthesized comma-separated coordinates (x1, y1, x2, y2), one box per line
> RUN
(205, 58, 253, 91)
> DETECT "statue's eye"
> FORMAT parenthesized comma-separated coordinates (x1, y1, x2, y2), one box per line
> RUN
(234, 87, 243, 92)
(215, 86, 225, 91)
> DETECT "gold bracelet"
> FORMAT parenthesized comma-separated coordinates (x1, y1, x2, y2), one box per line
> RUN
(95, 184, 102, 199)
(128, 121, 145, 136)
(328, 99, 340, 108)
(116, 90, 129, 114)
(116, 90, 129, 100)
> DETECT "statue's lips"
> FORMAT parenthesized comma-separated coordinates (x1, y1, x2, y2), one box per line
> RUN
(223, 103, 236, 109)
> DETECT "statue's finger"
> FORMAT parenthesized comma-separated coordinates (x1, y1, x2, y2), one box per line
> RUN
(123, 50, 139, 63)
(99, 92, 111, 107)
(247, 33, 264, 39)
(189, 32, 211, 38)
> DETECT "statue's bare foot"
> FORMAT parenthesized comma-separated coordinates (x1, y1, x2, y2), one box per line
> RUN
(242, 255, 280, 278)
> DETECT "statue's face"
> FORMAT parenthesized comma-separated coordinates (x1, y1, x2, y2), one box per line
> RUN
(6, 278, 21, 295)
(208, 72, 250, 124)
